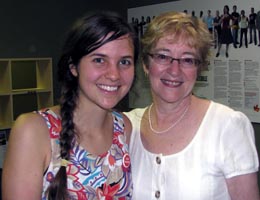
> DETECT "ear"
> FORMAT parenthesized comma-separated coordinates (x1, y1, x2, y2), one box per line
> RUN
(69, 64, 78, 77)
(142, 62, 149, 76)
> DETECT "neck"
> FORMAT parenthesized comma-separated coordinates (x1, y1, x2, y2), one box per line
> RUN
(73, 104, 112, 136)
(148, 97, 191, 134)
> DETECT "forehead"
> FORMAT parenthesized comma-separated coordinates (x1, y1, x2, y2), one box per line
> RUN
(154, 35, 196, 52)
(95, 35, 133, 52)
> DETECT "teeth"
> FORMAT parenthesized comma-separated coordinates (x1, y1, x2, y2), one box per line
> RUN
(162, 79, 181, 86)
(98, 84, 118, 91)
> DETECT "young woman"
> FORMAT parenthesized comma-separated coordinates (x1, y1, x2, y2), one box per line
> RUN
(2, 11, 139, 199)
(216, 5, 234, 58)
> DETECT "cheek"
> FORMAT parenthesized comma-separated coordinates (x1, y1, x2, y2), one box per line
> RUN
(149, 65, 163, 79)
(78, 68, 97, 84)
(148, 68, 163, 90)
(187, 70, 198, 81)
(122, 68, 135, 84)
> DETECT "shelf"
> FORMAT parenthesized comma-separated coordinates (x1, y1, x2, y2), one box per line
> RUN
(0, 60, 11, 93)
(0, 96, 12, 129)
(12, 88, 52, 94)
(0, 58, 53, 129)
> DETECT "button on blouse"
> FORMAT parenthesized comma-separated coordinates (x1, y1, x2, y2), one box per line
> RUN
(156, 156, 161, 164)
(155, 190, 160, 198)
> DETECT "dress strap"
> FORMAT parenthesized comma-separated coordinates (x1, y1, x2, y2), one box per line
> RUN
(112, 111, 125, 135)
(35, 109, 61, 138)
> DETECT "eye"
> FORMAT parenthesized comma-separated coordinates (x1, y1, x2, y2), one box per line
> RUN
(119, 58, 133, 68)
(93, 57, 105, 64)
(155, 54, 169, 61)
(120, 59, 131, 65)
(182, 58, 195, 65)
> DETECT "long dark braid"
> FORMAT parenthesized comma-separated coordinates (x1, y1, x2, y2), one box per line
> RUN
(46, 11, 139, 199)
(47, 55, 78, 200)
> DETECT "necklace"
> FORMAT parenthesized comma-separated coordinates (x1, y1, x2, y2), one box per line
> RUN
(148, 103, 189, 134)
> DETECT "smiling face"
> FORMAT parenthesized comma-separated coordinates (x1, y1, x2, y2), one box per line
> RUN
(70, 35, 135, 109)
(144, 35, 198, 104)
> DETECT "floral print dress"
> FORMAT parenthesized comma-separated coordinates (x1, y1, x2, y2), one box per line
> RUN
(37, 109, 132, 200)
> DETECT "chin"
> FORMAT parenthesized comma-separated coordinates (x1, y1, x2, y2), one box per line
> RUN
(100, 101, 118, 110)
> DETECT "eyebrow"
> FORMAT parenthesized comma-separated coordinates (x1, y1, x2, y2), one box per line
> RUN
(153, 49, 197, 57)
(89, 53, 134, 60)
(121, 55, 134, 60)
(153, 48, 170, 53)
(89, 53, 107, 57)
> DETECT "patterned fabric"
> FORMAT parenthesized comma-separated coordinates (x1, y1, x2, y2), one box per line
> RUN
(37, 109, 132, 200)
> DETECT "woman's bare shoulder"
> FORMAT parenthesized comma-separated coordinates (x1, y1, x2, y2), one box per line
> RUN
(10, 106, 59, 143)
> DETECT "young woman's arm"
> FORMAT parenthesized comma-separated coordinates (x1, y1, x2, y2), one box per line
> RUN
(2, 112, 51, 200)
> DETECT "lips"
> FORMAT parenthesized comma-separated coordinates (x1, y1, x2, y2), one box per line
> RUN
(97, 84, 119, 92)
(161, 79, 183, 87)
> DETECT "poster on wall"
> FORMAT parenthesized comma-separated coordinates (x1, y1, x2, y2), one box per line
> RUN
(128, 0, 260, 123)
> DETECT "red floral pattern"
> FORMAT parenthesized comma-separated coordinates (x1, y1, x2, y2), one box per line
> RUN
(38, 109, 132, 200)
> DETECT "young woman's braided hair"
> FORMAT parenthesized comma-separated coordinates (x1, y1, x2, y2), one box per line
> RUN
(46, 11, 139, 199)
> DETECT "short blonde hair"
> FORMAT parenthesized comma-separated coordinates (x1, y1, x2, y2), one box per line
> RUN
(141, 11, 213, 70)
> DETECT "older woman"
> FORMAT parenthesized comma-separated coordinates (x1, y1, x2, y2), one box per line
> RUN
(125, 11, 259, 200)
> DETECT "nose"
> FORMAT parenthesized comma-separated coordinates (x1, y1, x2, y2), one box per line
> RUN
(170, 58, 182, 65)
(167, 59, 182, 74)
(105, 64, 120, 81)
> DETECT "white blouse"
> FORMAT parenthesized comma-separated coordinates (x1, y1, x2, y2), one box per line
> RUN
(125, 101, 259, 200)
